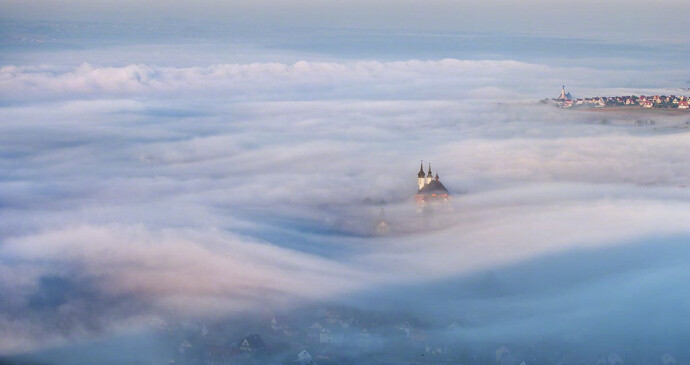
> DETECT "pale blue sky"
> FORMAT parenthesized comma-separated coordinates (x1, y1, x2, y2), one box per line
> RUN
(2, 0, 689, 42)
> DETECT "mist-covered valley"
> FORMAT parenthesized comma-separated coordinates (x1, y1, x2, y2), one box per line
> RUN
(1, 18, 690, 364)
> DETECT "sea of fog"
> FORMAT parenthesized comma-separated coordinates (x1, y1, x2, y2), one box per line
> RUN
(1, 21, 690, 364)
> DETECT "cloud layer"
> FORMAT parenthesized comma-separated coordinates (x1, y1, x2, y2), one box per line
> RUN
(2, 59, 688, 102)
(0, 54, 689, 361)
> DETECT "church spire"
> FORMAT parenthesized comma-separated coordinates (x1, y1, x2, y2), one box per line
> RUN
(435, 172, 439, 181)
(417, 161, 427, 190)
(427, 163, 432, 178)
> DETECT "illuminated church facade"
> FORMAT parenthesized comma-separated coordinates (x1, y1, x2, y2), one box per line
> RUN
(415, 163, 452, 210)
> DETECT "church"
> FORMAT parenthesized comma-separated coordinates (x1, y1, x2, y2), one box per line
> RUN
(415, 162, 452, 210)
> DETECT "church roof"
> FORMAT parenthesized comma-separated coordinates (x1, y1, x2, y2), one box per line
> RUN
(418, 179, 449, 194)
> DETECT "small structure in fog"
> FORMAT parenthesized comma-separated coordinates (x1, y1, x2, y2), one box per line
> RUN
(661, 353, 677, 365)
(237, 334, 267, 353)
(495, 345, 510, 363)
(297, 349, 314, 364)
(607, 353, 623, 365)
(415, 162, 452, 211)
(374, 208, 390, 235)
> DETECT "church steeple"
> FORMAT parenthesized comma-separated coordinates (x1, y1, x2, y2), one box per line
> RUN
(418, 162, 425, 178)
(435, 172, 439, 181)
(417, 161, 426, 190)
(425, 163, 433, 184)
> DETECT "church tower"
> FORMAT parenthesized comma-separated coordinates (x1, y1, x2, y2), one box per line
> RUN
(417, 162, 426, 190)
(425, 164, 433, 185)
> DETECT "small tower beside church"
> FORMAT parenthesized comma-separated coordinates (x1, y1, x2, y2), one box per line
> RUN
(425, 164, 433, 185)
(374, 208, 390, 235)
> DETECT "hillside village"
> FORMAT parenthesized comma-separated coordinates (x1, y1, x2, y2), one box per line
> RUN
(547, 86, 690, 109)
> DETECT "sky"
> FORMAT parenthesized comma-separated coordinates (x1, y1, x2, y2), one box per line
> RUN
(2, 0, 690, 41)
(1, 1, 690, 364)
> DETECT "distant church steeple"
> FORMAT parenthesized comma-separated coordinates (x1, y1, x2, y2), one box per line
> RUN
(558, 85, 572, 100)
(426, 164, 433, 184)
(375, 207, 390, 235)
(417, 161, 426, 190)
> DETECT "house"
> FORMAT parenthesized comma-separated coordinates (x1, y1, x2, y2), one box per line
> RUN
(313, 348, 332, 362)
(425, 344, 444, 356)
(678, 100, 689, 109)
(395, 322, 413, 338)
(338, 320, 350, 330)
(237, 334, 267, 353)
(643, 100, 654, 108)
(270, 316, 284, 332)
(495, 345, 511, 363)
(297, 349, 314, 365)
(178, 340, 193, 355)
(607, 353, 623, 365)
(447, 321, 464, 330)
(308, 322, 324, 343)
(321, 327, 344, 344)
(660, 353, 677, 365)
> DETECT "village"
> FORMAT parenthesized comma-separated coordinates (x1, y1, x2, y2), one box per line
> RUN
(547, 86, 690, 110)
(163, 302, 678, 365)
(167, 304, 485, 365)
